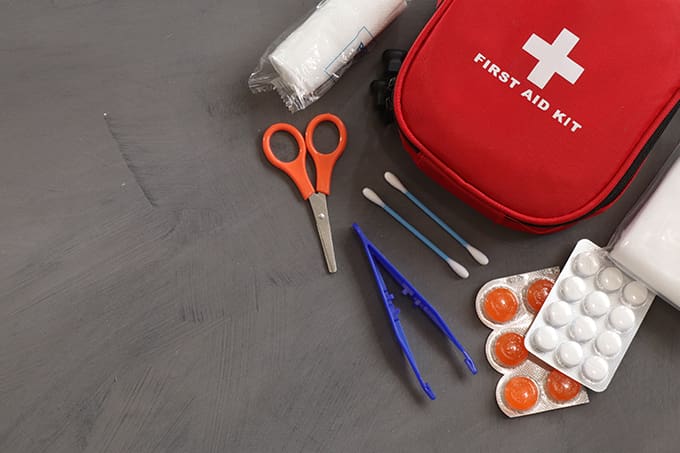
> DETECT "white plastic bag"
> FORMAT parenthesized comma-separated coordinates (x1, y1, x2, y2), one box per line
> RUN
(608, 144, 680, 309)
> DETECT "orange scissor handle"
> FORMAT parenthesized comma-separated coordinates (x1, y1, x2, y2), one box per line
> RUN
(262, 123, 315, 200)
(305, 113, 347, 196)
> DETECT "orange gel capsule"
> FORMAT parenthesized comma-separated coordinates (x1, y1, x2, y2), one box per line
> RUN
(545, 370, 582, 402)
(504, 376, 539, 412)
(483, 288, 519, 323)
(526, 279, 554, 312)
(494, 332, 529, 368)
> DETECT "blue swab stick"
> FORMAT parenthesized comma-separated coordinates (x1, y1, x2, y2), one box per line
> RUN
(362, 188, 469, 279)
(384, 172, 489, 265)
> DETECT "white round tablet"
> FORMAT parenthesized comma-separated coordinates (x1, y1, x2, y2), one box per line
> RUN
(560, 276, 587, 302)
(573, 252, 602, 277)
(597, 267, 624, 292)
(623, 281, 649, 307)
(609, 306, 636, 332)
(557, 341, 584, 368)
(582, 356, 609, 383)
(544, 301, 572, 327)
(595, 331, 622, 357)
(583, 291, 611, 317)
(569, 316, 597, 343)
(532, 326, 559, 352)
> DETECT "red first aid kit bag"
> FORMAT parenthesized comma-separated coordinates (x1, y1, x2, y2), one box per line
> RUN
(394, 0, 680, 233)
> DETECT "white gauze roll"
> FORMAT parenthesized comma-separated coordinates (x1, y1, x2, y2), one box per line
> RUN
(609, 158, 680, 308)
(269, 0, 408, 96)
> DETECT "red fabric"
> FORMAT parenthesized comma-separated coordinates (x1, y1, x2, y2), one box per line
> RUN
(395, 0, 680, 232)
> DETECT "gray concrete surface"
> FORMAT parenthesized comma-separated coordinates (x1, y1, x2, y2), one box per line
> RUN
(2, 1, 680, 452)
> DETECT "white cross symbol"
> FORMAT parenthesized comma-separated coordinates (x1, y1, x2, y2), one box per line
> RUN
(522, 28, 585, 89)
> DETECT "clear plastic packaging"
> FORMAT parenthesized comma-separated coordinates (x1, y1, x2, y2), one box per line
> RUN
(608, 145, 680, 310)
(248, 0, 409, 113)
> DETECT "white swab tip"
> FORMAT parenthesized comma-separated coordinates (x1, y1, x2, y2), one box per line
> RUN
(447, 259, 470, 279)
(384, 172, 408, 194)
(362, 188, 385, 207)
(466, 245, 489, 266)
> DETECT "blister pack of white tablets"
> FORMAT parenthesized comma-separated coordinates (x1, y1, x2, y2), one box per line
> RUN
(477, 268, 589, 418)
(524, 239, 656, 392)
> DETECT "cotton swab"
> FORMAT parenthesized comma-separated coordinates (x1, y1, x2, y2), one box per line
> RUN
(362, 188, 469, 279)
(384, 172, 490, 266)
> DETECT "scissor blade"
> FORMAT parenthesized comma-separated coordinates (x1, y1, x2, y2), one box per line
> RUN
(308, 193, 337, 273)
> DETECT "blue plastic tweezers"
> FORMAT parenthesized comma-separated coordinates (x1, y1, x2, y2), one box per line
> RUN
(353, 223, 477, 400)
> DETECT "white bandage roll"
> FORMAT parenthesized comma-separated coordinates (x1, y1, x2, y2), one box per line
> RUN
(269, 0, 408, 96)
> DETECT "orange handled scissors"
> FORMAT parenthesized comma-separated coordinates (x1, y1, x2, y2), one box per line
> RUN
(262, 113, 347, 273)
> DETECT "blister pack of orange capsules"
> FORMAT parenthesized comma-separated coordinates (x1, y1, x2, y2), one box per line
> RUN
(476, 268, 590, 418)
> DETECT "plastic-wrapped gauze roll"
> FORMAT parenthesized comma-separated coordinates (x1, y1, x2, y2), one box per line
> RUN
(249, 0, 409, 112)
(270, 0, 407, 94)
(609, 152, 680, 309)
